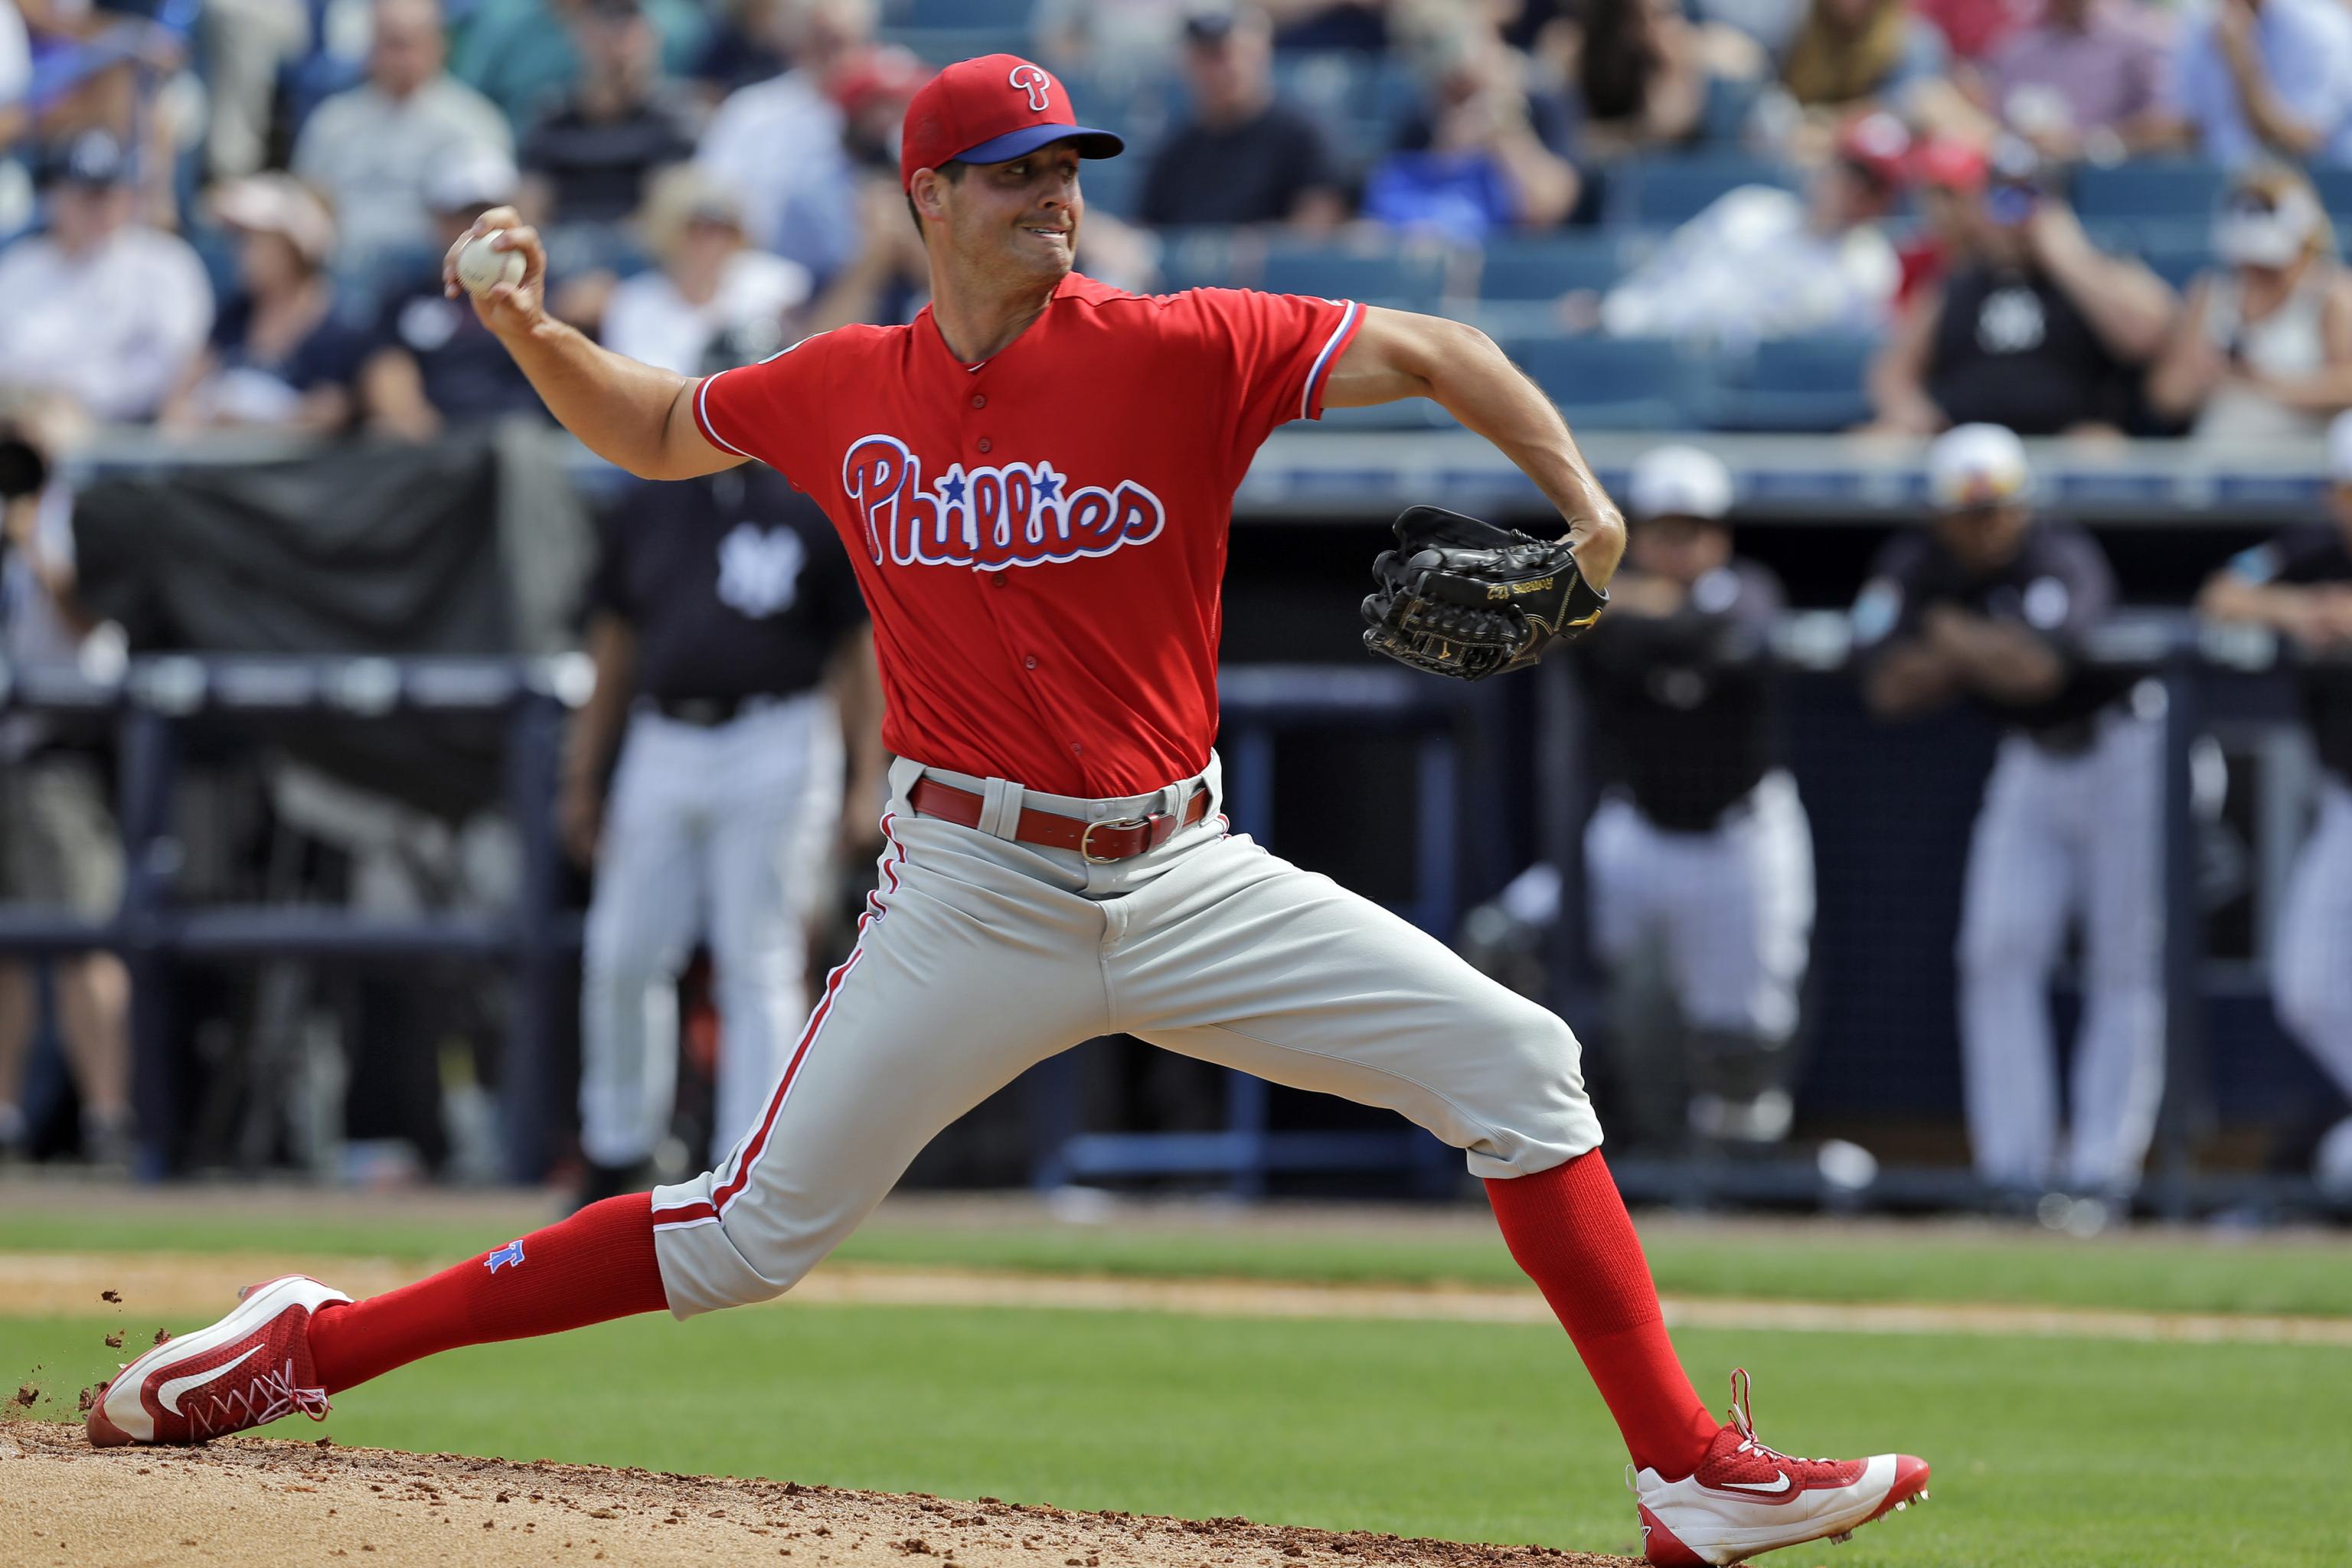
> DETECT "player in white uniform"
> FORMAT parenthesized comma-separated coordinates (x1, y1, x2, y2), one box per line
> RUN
(1579, 446, 1814, 1149)
(1854, 424, 2164, 1202)
(2200, 409, 2352, 1197)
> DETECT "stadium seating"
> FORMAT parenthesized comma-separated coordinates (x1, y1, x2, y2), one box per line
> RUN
(1604, 152, 1798, 229)
(1314, 397, 1455, 430)
(1459, 236, 1633, 335)
(1257, 54, 1423, 171)
(1707, 334, 1877, 432)
(877, 24, 1034, 66)
(2138, 243, 2211, 292)
(1698, 73, 1763, 144)
(1152, 227, 1244, 293)
(1077, 155, 1148, 220)
(1508, 336, 1712, 429)
(891, 0, 1031, 25)
(1472, 236, 1630, 300)
(2069, 160, 2229, 227)
(1261, 241, 1448, 311)
(2307, 165, 2352, 234)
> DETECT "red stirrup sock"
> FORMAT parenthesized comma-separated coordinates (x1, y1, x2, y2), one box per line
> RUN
(307, 1194, 671, 1394)
(1485, 1149, 1719, 1479)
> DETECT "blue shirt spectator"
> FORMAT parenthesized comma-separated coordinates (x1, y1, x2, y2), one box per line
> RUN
(1364, 12, 1580, 243)
(2171, 0, 2352, 167)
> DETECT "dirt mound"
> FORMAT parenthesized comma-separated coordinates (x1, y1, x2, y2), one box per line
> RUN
(0, 1419, 1642, 1568)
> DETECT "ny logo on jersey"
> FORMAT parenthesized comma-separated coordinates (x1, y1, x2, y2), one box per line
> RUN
(716, 523, 807, 618)
(1008, 64, 1051, 112)
(841, 433, 1165, 571)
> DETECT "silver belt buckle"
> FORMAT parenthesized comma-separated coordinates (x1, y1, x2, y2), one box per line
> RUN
(1080, 815, 1154, 864)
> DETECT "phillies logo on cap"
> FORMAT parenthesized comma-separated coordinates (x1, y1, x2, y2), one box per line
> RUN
(1009, 63, 1051, 112)
(900, 53, 1125, 193)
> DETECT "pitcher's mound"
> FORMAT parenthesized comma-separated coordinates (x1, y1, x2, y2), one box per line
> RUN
(2, 1419, 1642, 1568)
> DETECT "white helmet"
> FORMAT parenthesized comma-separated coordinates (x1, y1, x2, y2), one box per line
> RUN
(1926, 423, 2031, 511)
(1626, 444, 1734, 523)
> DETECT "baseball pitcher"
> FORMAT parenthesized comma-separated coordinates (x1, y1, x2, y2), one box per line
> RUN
(88, 56, 1927, 1566)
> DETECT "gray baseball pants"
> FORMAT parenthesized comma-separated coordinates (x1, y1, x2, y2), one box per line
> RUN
(2273, 776, 2352, 1101)
(1584, 770, 1815, 1043)
(1958, 708, 2165, 1194)
(580, 694, 842, 1169)
(649, 752, 1602, 1317)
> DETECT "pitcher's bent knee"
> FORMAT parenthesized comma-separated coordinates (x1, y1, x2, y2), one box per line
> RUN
(647, 1171, 861, 1318)
(1448, 998, 1604, 1181)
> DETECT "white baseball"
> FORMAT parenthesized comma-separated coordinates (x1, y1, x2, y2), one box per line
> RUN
(455, 234, 526, 296)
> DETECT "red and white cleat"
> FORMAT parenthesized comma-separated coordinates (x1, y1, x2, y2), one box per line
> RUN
(86, 1275, 349, 1447)
(1632, 1369, 1930, 1566)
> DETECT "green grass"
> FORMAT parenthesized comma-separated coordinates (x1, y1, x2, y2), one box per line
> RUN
(8, 1302, 2348, 1566)
(5, 1207, 2350, 1317)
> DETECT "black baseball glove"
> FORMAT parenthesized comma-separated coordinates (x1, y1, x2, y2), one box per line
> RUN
(1360, 506, 1609, 681)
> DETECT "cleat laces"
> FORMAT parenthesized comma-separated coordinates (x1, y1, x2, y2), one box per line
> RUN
(187, 1357, 332, 1439)
(1723, 1368, 1837, 1473)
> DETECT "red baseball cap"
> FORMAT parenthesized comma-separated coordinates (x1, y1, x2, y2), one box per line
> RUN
(1910, 137, 1990, 194)
(898, 54, 1123, 193)
(1834, 110, 1911, 191)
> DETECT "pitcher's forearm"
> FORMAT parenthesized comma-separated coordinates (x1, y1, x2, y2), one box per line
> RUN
(499, 318, 715, 480)
(1322, 310, 1625, 582)
(1425, 345, 1625, 584)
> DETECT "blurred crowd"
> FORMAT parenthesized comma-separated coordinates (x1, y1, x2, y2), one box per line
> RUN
(5, 0, 2352, 440)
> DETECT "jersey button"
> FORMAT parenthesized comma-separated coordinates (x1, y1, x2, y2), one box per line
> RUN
(977, 437, 993, 453)
(971, 394, 986, 409)
(991, 573, 1006, 588)
(1024, 656, 1038, 670)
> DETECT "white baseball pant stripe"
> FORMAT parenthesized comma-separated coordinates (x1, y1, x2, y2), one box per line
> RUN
(648, 751, 1602, 1318)
(1583, 770, 1815, 1042)
(579, 694, 843, 1169)
(1958, 710, 2165, 1194)
(2272, 777, 2352, 1100)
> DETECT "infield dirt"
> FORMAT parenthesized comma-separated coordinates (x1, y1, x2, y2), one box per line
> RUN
(1, 1419, 1642, 1568)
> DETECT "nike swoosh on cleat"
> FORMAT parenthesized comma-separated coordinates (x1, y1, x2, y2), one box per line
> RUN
(1717, 1472, 1793, 1494)
(159, 1344, 263, 1415)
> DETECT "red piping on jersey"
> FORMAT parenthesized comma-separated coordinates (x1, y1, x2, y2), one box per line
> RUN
(652, 812, 909, 1230)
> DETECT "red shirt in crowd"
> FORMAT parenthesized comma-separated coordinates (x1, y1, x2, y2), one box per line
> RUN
(693, 272, 1364, 797)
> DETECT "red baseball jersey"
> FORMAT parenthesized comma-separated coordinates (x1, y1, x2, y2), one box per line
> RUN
(692, 273, 1365, 797)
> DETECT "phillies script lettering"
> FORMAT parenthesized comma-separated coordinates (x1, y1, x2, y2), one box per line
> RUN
(841, 434, 1166, 570)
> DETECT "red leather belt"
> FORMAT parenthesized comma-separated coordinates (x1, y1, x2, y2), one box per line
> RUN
(907, 777, 1210, 863)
